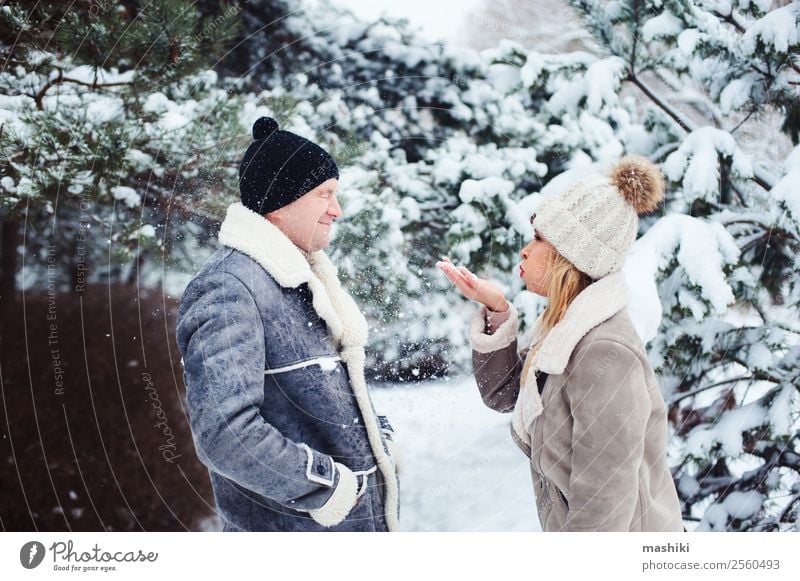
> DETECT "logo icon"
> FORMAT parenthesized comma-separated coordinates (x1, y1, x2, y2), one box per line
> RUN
(20, 541, 46, 569)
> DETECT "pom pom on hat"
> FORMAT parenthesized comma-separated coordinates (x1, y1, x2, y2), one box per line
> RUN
(531, 154, 667, 279)
(609, 155, 665, 215)
(252, 116, 279, 140)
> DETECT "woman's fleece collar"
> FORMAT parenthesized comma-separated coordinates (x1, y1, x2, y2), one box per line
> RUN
(533, 268, 629, 375)
(473, 269, 629, 440)
(217, 202, 368, 351)
(470, 268, 629, 376)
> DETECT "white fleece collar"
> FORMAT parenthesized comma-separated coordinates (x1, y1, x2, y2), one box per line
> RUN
(532, 268, 629, 375)
(512, 268, 630, 438)
(217, 202, 369, 351)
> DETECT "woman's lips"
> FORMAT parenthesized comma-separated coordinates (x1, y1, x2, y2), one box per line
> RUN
(519, 265, 525, 278)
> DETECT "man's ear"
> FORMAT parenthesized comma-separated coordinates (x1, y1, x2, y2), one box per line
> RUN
(264, 210, 280, 226)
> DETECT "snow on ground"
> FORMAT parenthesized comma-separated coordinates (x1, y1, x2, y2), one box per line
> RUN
(371, 377, 540, 531)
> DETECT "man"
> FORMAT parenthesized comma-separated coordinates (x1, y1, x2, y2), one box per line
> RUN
(176, 117, 400, 531)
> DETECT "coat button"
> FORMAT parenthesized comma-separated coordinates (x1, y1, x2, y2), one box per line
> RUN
(317, 464, 326, 475)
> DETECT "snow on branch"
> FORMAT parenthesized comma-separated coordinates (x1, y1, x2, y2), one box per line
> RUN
(663, 126, 754, 203)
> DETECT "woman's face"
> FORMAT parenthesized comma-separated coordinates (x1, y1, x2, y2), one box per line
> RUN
(519, 216, 555, 296)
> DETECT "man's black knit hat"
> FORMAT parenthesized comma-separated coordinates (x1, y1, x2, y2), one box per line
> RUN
(238, 117, 339, 214)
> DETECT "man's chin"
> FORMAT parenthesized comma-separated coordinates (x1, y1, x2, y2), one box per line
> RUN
(309, 237, 331, 252)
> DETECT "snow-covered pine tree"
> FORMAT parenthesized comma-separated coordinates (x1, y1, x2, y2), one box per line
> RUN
(0, 0, 243, 293)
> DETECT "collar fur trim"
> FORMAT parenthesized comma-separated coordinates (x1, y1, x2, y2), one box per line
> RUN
(532, 268, 629, 375)
(217, 202, 368, 350)
(514, 268, 629, 438)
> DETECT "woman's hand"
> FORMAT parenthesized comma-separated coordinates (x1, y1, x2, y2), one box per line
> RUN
(436, 256, 509, 312)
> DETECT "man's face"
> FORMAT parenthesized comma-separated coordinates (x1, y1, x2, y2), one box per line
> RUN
(265, 178, 342, 252)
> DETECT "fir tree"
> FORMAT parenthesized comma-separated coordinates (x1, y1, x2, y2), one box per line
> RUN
(0, 0, 243, 295)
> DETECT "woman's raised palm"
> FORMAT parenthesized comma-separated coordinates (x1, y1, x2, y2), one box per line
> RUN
(436, 256, 509, 312)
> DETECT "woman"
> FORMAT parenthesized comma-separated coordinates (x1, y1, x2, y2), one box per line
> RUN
(437, 155, 684, 532)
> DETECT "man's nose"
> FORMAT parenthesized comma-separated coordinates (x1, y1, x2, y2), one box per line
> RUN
(328, 194, 343, 219)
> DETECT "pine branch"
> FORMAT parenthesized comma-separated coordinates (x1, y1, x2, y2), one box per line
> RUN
(59, 76, 132, 90)
(686, 475, 736, 503)
(727, 355, 782, 383)
(740, 227, 798, 255)
(729, 109, 756, 134)
(144, 183, 224, 226)
(650, 141, 680, 163)
(652, 68, 727, 129)
(775, 492, 800, 525)
(711, 10, 745, 34)
(31, 68, 132, 110)
(742, 434, 800, 473)
(748, 296, 800, 335)
(624, 71, 693, 132)
(629, 0, 640, 73)
(670, 375, 754, 405)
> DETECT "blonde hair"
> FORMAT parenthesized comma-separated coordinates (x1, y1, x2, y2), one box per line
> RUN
(521, 249, 594, 384)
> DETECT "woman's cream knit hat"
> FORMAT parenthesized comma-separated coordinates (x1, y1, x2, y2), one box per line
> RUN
(533, 155, 665, 280)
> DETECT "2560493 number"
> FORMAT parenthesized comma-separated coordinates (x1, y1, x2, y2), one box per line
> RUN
(731, 559, 780, 569)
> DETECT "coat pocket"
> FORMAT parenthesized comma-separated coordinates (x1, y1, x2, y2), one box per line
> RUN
(534, 472, 552, 518)
(537, 472, 570, 531)
(552, 482, 569, 510)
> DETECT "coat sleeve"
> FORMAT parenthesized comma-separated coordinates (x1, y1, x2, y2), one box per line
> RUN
(176, 270, 359, 528)
(561, 339, 651, 532)
(469, 303, 522, 413)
